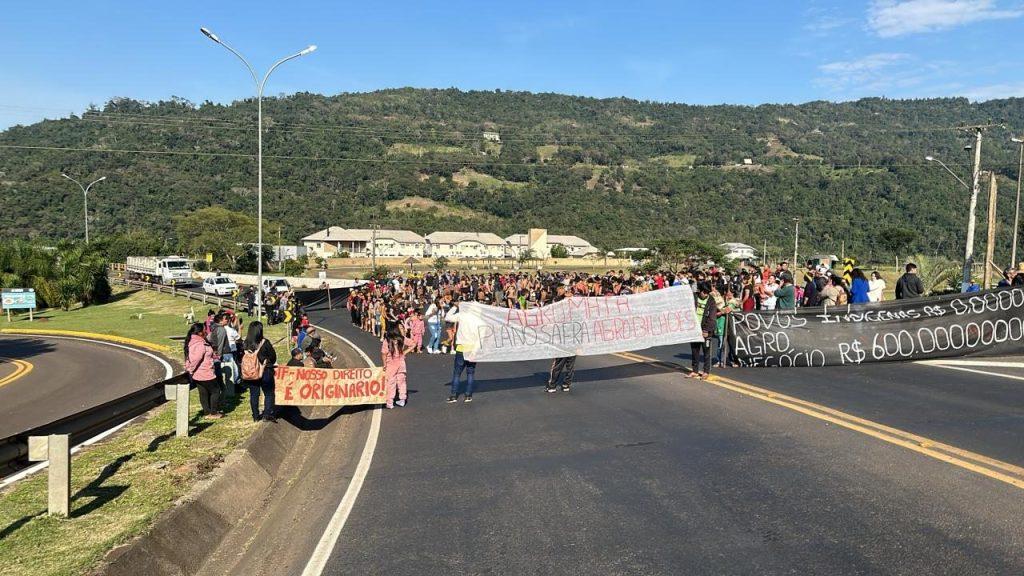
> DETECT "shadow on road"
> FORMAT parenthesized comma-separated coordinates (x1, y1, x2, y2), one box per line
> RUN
(0, 337, 58, 363)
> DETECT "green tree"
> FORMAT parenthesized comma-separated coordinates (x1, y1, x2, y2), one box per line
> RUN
(878, 228, 917, 258)
(550, 245, 569, 258)
(433, 256, 450, 271)
(175, 207, 260, 270)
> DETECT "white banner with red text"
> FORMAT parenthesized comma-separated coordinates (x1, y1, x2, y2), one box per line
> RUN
(456, 285, 703, 362)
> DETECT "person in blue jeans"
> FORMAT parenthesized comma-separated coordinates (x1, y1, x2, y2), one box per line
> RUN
(425, 297, 444, 353)
(445, 300, 477, 403)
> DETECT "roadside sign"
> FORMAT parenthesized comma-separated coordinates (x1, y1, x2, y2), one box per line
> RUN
(2, 289, 36, 310)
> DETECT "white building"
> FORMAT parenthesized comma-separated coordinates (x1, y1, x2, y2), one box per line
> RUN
(719, 242, 758, 261)
(302, 227, 425, 259)
(271, 245, 308, 261)
(426, 231, 507, 259)
(505, 233, 600, 258)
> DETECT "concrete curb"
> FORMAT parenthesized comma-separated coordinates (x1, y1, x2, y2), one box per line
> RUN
(0, 328, 171, 353)
(88, 329, 360, 576)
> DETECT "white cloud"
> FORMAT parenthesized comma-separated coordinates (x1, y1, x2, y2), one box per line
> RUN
(868, 0, 1022, 37)
(960, 82, 1024, 101)
(819, 52, 910, 75)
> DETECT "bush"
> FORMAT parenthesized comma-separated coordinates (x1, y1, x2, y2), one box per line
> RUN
(363, 265, 391, 280)
(282, 258, 307, 277)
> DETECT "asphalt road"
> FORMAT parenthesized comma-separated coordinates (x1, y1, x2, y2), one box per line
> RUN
(0, 335, 166, 438)
(305, 307, 1024, 576)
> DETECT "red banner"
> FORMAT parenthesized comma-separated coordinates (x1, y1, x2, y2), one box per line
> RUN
(274, 365, 386, 406)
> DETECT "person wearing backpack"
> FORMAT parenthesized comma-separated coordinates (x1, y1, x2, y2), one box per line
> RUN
(184, 323, 223, 419)
(242, 321, 278, 422)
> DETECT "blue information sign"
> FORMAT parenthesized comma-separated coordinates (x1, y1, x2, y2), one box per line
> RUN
(1, 289, 36, 310)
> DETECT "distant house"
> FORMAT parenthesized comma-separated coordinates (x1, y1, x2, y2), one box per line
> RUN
(302, 227, 425, 258)
(719, 242, 757, 261)
(426, 231, 507, 259)
(505, 233, 600, 258)
(482, 131, 501, 142)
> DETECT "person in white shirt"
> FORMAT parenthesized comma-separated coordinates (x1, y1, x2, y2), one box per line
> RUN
(868, 271, 886, 302)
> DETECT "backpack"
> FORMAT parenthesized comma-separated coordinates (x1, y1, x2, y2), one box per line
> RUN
(241, 340, 266, 380)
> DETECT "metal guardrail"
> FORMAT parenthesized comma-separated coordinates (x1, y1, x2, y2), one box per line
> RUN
(112, 276, 246, 311)
(0, 373, 190, 477)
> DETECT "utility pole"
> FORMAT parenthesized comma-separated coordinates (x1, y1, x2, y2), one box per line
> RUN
(984, 172, 998, 289)
(371, 224, 379, 270)
(1012, 137, 1023, 268)
(792, 217, 800, 269)
(965, 127, 983, 290)
(277, 225, 283, 267)
(762, 239, 767, 265)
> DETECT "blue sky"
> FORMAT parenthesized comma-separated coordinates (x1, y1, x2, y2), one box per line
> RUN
(2, 0, 1024, 128)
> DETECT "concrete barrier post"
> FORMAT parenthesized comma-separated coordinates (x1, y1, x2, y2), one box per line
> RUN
(164, 383, 191, 438)
(28, 434, 71, 516)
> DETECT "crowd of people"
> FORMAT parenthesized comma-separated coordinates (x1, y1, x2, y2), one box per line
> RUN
(344, 259, 901, 398)
(189, 257, 1019, 412)
(181, 290, 336, 423)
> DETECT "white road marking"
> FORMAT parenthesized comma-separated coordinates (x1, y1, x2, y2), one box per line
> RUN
(301, 323, 382, 576)
(917, 362, 1024, 382)
(918, 359, 1024, 368)
(0, 334, 174, 487)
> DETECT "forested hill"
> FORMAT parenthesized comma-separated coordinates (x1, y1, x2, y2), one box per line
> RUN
(1, 88, 1023, 262)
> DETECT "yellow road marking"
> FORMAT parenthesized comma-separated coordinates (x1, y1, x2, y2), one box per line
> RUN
(0, 358, 33, 388)
(0, 328, 170, 352)
(613, 351, 1024, 491)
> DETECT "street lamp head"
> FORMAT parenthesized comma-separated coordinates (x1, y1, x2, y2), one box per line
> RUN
(1013, 137, 1023, 143)
(97, 176, 107, 182)
(61, 173, 70, 178)
(299, 45, 317, 56)
(925, 156, 935, 162)
(200, 27, 221, 44)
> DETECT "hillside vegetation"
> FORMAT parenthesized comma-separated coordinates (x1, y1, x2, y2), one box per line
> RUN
(1, 89, 1023, 262)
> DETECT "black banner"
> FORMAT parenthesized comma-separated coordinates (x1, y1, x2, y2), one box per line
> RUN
(731, 287, 1024, 367)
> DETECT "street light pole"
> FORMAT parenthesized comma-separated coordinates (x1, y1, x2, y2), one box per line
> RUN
(1012, 137, 1023, 268)
(61, 174, 106, 244)
(926, 151, 977, 291)
(200, 27, 316, 320)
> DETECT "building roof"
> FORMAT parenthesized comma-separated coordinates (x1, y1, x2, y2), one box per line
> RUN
(302, 227, 424, 243)
(504, 233, 596, 249)
(426, 231, 507, 245)
(719, 242, 756, 251)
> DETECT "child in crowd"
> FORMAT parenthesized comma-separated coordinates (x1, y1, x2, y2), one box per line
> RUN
(408, 310, 425, 353)
(380, 326, 409, 409)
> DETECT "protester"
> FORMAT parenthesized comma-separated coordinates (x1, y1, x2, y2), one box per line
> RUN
(774, 273, 796, 311)
(895, 263, 924, 299)
(546, 285, 577, 393)
(381, 326, 410, 409)
(242, 321, 277, 422)
(184, 322, 222, 419)
(687, 282, 717, 380)
(868, 271, 886, 302)
(819, 274, 843, 306)
(446, 300, 477, 403)
(286, 348, 304, 367)
(850, 269, 870, 304)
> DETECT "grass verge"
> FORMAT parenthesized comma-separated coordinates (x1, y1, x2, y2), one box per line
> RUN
(0, 286, 293, 576)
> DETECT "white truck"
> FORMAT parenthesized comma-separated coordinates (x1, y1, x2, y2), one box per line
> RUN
(125, 256, 196, 286)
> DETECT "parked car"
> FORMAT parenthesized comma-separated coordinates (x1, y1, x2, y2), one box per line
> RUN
(202, 276, 238, 296)
(262, 277, 290, 294)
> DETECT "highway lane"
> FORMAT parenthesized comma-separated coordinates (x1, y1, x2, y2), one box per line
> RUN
(310, 310, 1024, 575)
(0, 335, 166, 438)
(633, 345, 1024, 468)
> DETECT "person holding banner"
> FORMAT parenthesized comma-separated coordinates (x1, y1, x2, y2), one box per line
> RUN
(687, 282, 718, 379)
(546, 285, 577, 393)
(446, 300, 477, 403)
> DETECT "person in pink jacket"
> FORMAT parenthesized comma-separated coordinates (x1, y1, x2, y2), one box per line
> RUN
(184, 323, 222, 419)
(381, 326, 410, 409)
(408, 310, 425, 353)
